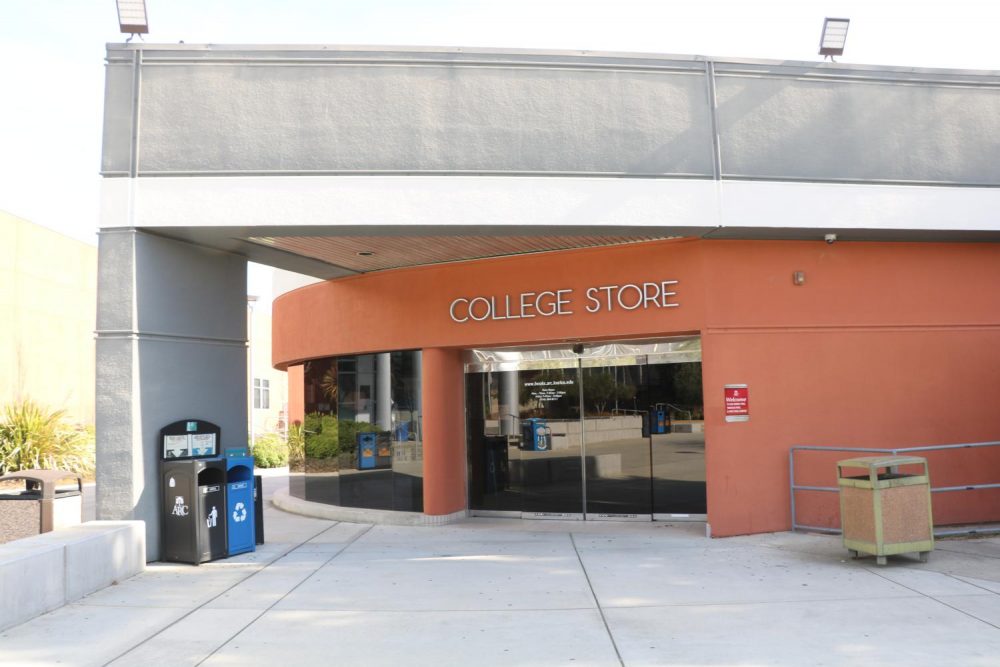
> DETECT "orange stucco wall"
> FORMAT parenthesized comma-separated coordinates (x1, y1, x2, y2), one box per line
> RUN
(421, 348, 467, 515)
(273, 238, 707, 364)
(274, 239, 1000, 535)
(287, 364, 304, 425)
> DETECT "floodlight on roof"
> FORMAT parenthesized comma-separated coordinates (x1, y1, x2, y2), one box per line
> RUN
(116, 0, 149, 37)
(819, 18, 849, 60)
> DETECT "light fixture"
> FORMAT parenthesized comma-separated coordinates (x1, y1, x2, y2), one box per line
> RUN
(116, 0, 149, 37)
(792, 271, 806, 286)
(819, 18, 850, 60)
(356, 251, 375, 257)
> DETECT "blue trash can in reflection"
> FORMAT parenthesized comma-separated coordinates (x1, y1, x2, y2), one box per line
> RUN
(225, 453, 256, 556)
(358, 432, 377, 469)
(393, 421, 410, 442)
(651, 405, 671, 434)
(521, 418, 551, 451)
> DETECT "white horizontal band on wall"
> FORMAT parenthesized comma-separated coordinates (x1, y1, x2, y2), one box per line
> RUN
(100, 175, 1000, 235)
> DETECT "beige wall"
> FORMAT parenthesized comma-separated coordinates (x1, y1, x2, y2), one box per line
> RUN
(0, 211, 96, 424)
(248, 301, 287, 437)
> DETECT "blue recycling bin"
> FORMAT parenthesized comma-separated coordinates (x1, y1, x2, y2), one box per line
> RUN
(358, 432, 377, 469)
(225, 453, 256, 556)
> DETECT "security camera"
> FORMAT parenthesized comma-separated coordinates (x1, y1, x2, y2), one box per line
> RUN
(824, 234, 837, 244)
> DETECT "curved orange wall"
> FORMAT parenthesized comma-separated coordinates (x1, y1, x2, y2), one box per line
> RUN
(274, 238, 706, 366)
(275, 239, 1000, 534)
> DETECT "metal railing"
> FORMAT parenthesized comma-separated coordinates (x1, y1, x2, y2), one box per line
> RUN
(790, 441, 1000, 537)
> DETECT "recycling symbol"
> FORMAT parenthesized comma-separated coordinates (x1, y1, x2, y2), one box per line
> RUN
(232, 501, 248, 523)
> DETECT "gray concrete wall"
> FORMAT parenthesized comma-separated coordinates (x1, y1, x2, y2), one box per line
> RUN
(714, 71, 1000, 183)
(96, 230, 247, 559)
(102, 45, 1000, 185)
(101, 57, 135, 176)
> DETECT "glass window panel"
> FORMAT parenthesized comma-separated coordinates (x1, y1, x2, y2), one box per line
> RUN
(299, 358, 341, 505)
(391, 350, 423, 511)
(299, 351, 424, 512)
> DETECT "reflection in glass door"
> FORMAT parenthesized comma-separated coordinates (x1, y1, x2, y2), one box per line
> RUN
(582, 362, 652, 519)
(518, 366, 581, 518)
(465, 372, 523, 514)
(647, 361, 706, 517)
(466, 340, 706, 520)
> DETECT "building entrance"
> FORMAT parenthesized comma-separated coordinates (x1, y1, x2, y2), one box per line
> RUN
(466, 339, 706, 520)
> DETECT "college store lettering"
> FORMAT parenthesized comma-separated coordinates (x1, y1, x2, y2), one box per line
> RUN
(449, 281, 678, 323)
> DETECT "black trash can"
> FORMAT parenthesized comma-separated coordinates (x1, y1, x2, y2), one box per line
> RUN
(161, 457, 228, 564)
(254, 474, 265, 545)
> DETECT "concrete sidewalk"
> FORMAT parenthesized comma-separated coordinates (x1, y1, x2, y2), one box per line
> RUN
(3, 490, 999, 666)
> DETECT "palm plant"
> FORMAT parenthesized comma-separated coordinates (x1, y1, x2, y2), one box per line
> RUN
(0, 400, 95, 475)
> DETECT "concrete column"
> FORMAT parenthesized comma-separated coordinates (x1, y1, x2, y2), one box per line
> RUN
(96, 229, 247, 560)
(420, 348, 466, 515)
(376, 352, 392, 431)
(499, 370, 520, 436)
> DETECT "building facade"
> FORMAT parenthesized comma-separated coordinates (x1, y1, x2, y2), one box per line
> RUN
(274, 237, 1000, 535)
(1, 211, 96, 424)
(96, 45, 1000, 556)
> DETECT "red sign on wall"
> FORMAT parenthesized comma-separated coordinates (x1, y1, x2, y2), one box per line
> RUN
(724, 384, 749, 422)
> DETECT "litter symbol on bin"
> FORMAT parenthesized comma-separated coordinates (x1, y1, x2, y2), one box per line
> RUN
(207, 506, 218, 528)
(232, 502, 247, 523)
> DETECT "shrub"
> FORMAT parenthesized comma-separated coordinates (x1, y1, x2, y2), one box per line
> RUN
(251, 433, 289, 468)
(304, 412, 340, 459)
(337, 419, 379, 451)
(302, 413, 382, 461)
(287, 423, 304, 468)
(0, 400, 95, 476)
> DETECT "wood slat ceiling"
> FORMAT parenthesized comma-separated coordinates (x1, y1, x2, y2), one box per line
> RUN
(247, 235, 670, 273)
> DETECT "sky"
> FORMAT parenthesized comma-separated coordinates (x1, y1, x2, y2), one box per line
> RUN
(1, 0, 998, 250)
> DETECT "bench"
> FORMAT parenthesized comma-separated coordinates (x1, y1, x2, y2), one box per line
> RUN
(0, 520, 145, 631)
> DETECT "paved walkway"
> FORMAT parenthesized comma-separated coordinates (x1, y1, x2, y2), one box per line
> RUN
(3, 480, 1000, 666)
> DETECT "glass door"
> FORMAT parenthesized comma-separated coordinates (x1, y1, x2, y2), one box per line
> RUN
(466, 339, 705, 521)
(517, 366, 582, 519)
(582, 360, 653, 519)
(647, 361, 706, 518)
(466, 370, 523, 515)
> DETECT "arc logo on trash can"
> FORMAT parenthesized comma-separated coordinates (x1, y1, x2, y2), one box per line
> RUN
(232, 501, 248, 523)
(171, 496, 189, 517)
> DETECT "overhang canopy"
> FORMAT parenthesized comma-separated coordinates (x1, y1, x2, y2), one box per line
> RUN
(100, 45, 1000, 277)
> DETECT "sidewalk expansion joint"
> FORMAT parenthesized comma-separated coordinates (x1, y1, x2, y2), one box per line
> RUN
(569, 532, 625, 667)
(863, 566, 1000, 631)
(193, 523, 374, 667)
(100, 519, 361, 666)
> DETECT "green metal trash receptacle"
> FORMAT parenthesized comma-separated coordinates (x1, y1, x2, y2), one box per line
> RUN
(837, 455, 934, 566)
(0, 469, 83, 544)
